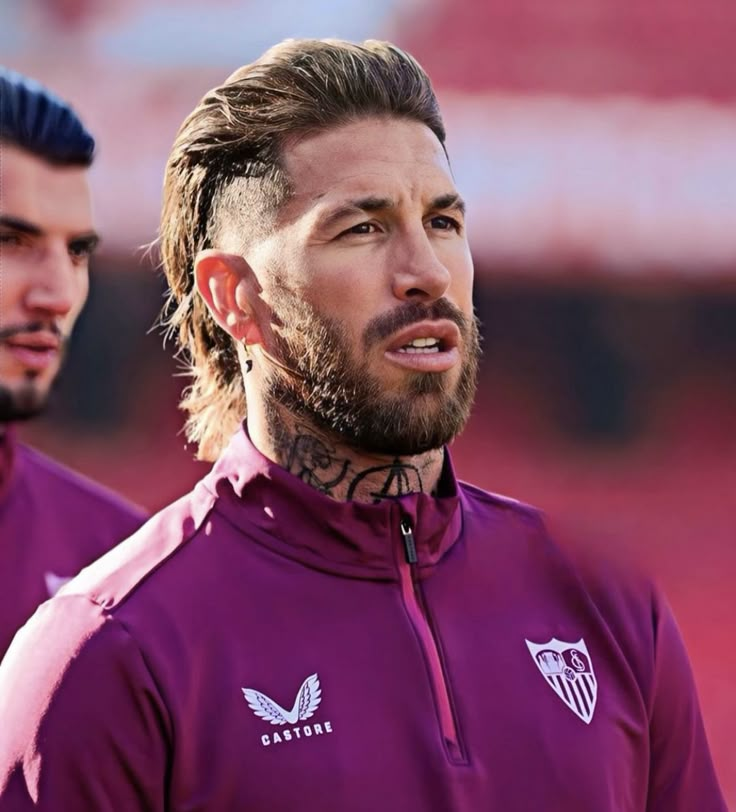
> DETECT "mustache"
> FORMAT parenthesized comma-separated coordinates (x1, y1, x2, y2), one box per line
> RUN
(362, 299, 470, 349)
(0, 322, 65, 342)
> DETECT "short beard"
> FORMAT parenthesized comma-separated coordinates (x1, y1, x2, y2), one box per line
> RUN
(0, 379, 48, 423)
(264, 295, 481, 456)
(0, 323, 67, 424)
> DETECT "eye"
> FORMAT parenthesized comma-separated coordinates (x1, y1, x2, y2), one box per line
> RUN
(0, 231, 25, 248)
(340, 222, 380, 237)
(429, 215, 461, 232)
(68, 238, 98, 263)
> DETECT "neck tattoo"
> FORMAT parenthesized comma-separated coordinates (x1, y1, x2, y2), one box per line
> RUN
(276, 429, 433, 504)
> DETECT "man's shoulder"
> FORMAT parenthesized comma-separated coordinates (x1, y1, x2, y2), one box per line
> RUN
(458, 479, 660, 632)
(458, 478, 546, 528)
(0, 485, 220, 710)
(16, 443, 146, 524)
(56, 482, 218, 616)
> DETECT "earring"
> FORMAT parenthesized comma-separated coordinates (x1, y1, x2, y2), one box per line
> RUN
(243, 340, 253, 374)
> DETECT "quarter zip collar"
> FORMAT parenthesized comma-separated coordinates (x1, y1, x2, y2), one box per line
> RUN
(200, 425, 463, 580)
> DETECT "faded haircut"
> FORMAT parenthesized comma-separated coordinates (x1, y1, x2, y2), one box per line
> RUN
(0, 67, 94, 166)
(159, 38, 446, 461)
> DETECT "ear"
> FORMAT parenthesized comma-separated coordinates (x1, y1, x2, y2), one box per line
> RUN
(194, 250, 263, 345)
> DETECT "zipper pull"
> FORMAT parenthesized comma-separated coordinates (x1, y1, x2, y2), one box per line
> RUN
(400, 517, 418, 565)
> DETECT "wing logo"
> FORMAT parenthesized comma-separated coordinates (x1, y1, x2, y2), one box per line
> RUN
(242, 673, 321, 725)
(241, 673, 333, 746)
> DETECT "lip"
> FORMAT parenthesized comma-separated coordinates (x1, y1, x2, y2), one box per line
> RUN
(2, 334, 61, 372)
(5, 332, 61, 351)
(385, 320, 460, 352)
(383, 319, 461, 373)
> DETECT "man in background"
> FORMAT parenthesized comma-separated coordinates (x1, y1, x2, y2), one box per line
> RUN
(0, 68, 146, 657)
(0, 41, 726, 810)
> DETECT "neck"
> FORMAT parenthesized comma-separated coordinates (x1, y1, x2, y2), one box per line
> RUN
(249, 406, 445, 504)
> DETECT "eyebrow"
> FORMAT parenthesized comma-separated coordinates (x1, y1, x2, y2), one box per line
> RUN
(316, 192, 466, 231)
(0, 215, 42, 236)
(0, 215, 100, 250)
(317, 197, 393, 231)
(432, 193, 466, 216)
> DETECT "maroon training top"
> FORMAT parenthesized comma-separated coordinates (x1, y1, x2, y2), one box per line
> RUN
(0, 427, 726, 810)
(0, 430, 146, 658)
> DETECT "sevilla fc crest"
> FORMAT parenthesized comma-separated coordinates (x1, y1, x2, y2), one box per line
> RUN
(525, 638, 597, 724)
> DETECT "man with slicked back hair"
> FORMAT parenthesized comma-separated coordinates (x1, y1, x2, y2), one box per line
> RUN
(0, 68, 145, 658)
(0, 41, 725, 811)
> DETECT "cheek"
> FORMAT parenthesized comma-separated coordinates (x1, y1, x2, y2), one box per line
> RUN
(67, 272, 90, 323)
(317, 288, 375, 353)
(0, 264, 29, 321)
(316, 261, 385, 314)
(295, 267, 376, 326)
(447, 246, 474, 307)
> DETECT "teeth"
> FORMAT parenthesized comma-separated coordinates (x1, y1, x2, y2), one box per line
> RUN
(398, 337, 441, 354)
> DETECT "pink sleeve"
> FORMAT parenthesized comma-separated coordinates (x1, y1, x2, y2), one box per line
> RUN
(0, 597, 169, 811)
(646, 591, 727, 812)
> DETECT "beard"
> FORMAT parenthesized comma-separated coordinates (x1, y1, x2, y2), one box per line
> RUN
(264, 293, 481, 456)
(0, 377, 49, 423)
(0, 324, 67, 423)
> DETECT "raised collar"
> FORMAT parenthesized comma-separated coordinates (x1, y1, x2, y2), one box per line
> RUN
(199, 426, 463, 580)
(0, 429, 17, 504)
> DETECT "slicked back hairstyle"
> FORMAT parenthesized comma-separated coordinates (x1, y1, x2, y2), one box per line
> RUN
(0, 67, 94, 166)
(160, 38, 446, 461)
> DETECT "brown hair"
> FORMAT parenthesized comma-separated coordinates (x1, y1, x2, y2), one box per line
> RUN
(159, 38, 446, 461)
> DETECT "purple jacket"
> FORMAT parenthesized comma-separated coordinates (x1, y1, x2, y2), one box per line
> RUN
(0, 428, 725, 810)
(0, 431, 146, 658)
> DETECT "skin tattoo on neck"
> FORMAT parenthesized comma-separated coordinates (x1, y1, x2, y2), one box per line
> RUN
(345, 461, 424, 504)
(279, 430, 427, 504)
(285, 435, 350, 496)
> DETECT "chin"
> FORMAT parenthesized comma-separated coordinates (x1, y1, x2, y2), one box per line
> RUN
(0, 381, 52, 422)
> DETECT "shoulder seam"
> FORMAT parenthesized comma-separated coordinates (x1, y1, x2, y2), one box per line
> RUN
(78, 495, 218, 614)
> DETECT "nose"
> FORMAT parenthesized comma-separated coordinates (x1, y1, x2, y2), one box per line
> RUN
(391, 228, 451, 303)
(24, 247, 82, 319)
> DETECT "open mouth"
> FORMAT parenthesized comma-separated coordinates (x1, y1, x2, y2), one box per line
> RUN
(386, 320, 460, 354)
(396, 336, 444, 354)
(384, 320, 461, 372)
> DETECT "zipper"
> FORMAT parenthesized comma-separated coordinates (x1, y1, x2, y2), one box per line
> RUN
(398, 516, 464, 763)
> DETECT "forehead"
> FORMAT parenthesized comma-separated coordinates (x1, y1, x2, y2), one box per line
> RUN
(280, 117, 455, 218)
(0, 142, 93, 232)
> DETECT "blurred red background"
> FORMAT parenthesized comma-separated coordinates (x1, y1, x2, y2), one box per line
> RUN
(5, 0, 735, 802)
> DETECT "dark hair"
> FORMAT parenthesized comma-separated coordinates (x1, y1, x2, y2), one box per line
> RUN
(0, 67, 94, 166)
(160, 38, 445, 460)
